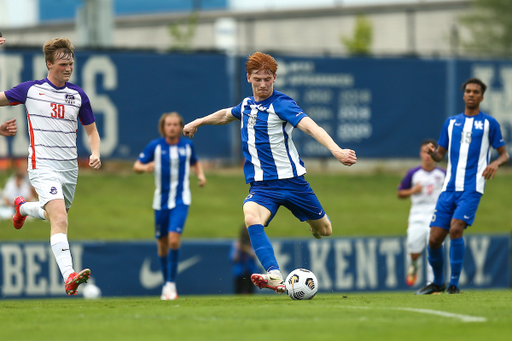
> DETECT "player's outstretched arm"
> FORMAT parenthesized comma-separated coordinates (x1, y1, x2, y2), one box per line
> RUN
(297, 117, 356, 166)
(0, 118, 17, 136)
(83, 122, 101, 169)
(183, 108, 236, 138)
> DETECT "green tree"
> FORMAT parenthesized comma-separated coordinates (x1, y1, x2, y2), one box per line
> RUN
(341, 14, 373, 56)
(168, 12, 198, 52)
(459, 0, 512, 56)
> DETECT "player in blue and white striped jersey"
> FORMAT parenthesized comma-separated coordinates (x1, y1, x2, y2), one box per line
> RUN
(184, 52, 357, 294)
(0, 37, 101, 296)
(415, 78, 510, 295)
(134, 112, 206, 300)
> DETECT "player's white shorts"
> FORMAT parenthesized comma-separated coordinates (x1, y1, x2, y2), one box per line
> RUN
(406, 219, 431, 254)
(28, 168, 78, 209)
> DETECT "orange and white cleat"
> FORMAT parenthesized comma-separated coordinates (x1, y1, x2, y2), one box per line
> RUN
(12, 196, 27, 230)
(251, 273, 286, 294)
(65, 269, 91, 296)
(406, 264, 418, 286)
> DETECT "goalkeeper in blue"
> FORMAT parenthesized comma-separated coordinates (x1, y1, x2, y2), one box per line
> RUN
(415, 78, 509, 295)
(184, 52, 357, 294)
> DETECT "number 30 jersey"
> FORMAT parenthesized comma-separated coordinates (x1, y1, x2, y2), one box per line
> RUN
(5, 78, 96, 171)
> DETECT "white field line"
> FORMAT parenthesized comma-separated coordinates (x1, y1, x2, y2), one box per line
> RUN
(339, 306, 487, 323)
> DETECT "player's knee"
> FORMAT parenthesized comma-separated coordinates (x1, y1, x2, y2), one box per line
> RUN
(244, 214, 259, 227)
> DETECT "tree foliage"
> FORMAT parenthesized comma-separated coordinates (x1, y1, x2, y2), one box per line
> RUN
(459, 0, 512, 56)
(168, 12, 198, 52)
(341, 14, 373, 56)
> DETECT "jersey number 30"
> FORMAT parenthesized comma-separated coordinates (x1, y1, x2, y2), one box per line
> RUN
(50, 103, 65, 119)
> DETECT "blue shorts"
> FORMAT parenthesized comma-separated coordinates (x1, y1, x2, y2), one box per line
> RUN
(243, 176, 325, 227)
(430, 191, 482, 230)
(154, 205, 189, 238)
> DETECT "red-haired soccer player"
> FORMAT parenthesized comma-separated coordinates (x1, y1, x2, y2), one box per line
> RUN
(184, 52, 357, 294)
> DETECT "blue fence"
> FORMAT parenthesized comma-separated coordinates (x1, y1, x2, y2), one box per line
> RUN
(1, 51, 512, 161)
(0, 235, 509, 298)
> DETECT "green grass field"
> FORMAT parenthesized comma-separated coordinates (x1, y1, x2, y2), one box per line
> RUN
(1, 291, 512, 341)
(1, 166, 512, 241)
(1, 166, 512, 340)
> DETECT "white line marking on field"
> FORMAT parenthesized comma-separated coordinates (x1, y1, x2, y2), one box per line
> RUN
(339, 306, 487, 323)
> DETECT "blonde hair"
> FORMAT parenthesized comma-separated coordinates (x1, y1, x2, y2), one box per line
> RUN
(43, 38, 74, 68)
(158, 112, 184, 137)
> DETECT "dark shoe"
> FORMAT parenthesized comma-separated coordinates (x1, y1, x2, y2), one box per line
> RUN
(414, 282, 446, 295)
(446, 284, 461, 294)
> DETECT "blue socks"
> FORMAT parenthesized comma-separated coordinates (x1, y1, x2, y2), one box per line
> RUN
(247, 224, 279, 272)
(159, 255, 169, 282)
(159, 249, 180, 283)
(449, 237, 465, 288)
(169, 249, 180, 282)
(428, 245, 445, 286)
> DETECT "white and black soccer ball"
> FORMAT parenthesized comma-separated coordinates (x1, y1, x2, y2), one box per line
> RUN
(285, 268, 318, 300)
(82, 283, 102, 299)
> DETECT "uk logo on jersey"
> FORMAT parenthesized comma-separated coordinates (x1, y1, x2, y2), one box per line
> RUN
(474, 121, 484, 130)
(65, 94, 75, 105)
(179, 148, 186, 156)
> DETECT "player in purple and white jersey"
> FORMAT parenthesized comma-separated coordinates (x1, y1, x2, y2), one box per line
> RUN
(397, 139, 445, 288)
(184, 52, 357, 294)
(134, 112, 206, 300)
(0, 37, 101, 296)
(415, 78, 510, 295)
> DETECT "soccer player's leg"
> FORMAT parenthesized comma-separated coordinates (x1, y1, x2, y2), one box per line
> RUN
(416, 193, 452, 295)
(243, 197, 285, 294)
(406, 222, 428, 286)
(155, 209, 172, 299)
(448, 191, 481, 294)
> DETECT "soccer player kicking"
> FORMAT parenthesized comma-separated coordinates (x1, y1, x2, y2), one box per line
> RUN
(415, 78, 509, 295)
(184, 52, 357, 294)
(0, 37, 102, 296)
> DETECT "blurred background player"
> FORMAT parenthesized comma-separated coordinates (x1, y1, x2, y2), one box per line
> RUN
(134, 112, 206, 300)
(230, 224, 258, 295)
(0, 159, 37, 220)
(397, 139, 445, 288)
(416, 78, 510, 295)
(183, 52, 357, 294)
(0, 37, 102, 296)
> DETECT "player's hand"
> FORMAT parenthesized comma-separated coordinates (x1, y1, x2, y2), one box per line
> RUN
(183, 122, 198, 138)
(0, 119, 17, 136)
(482, 163, 499, 180)
(197, 174, 207, 187)
(0, 38, 5, 46)
(89, 154, 101, 169)
(411, 183, 423, 194)
(333, 148, 357, 166)
(426, 143, 436, 155)
(145, 161, 155, 173)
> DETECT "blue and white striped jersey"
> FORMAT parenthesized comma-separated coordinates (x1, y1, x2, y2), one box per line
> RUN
(231, 90, 307, 183)
(5, 78, 95, 171)
(438, 112, 505, 194)
(138, 138, 198, 210)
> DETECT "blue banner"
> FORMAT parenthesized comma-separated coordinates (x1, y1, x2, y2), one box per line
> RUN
(0, 235, 509, 298)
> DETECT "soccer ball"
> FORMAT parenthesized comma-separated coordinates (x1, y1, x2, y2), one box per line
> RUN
(285, 268, 318, 300)
(82, 283, 102, 299)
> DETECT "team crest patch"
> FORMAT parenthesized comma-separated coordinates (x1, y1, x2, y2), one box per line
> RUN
(49, 186, 58, 195)
(65, 94, 75, 105)
(248, 113, 257, 128)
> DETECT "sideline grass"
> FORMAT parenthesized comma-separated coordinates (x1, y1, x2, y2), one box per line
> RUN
(1, 169, 512, 241)
(1, 291, 512, 341)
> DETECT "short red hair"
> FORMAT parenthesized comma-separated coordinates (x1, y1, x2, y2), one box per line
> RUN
(245, 52, 278, 75)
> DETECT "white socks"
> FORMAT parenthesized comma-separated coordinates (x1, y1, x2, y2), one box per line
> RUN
(50, 233, 74, 280)
(20, 202, 46, 220)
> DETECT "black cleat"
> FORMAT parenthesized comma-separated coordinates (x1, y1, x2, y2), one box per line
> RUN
(446, 284, 461, 294)
(414, 282, 446, 295)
